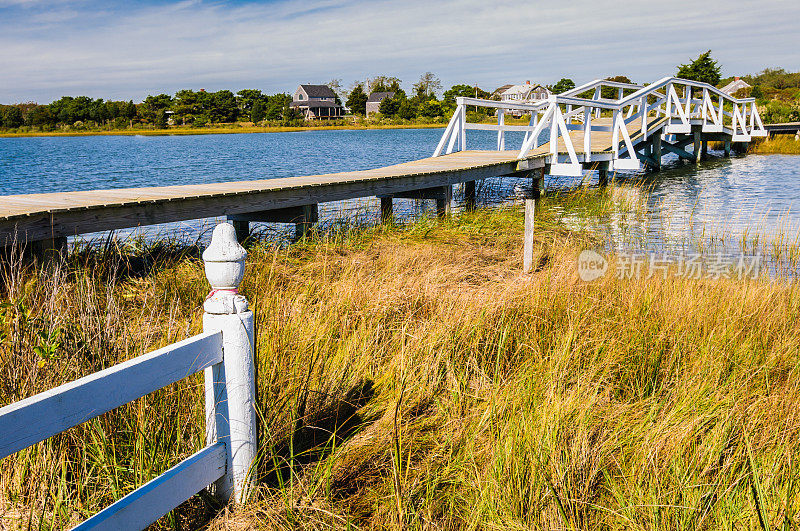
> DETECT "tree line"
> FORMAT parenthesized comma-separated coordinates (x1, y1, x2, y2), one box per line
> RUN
(0, 89, 301, 131)
(4, 54, 795, 131)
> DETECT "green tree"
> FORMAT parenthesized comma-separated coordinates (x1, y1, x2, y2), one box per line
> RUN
(26, 105, 53, 127)
(677, 50, 721, 86)
(412, 72, 442, 100)
(250, 100, 265, 123)
(397, 99, 417, 120)
(601, 76, 633, 99)
(379, 95, 400, 116)
(551, 78, 575, 94)
(346, 84, 368, 115)
(442, 84, 490, 103)
(418, 100, 443, 118)
(210, 90, 238, 123)
(141, 94, 172, 126)
(236, 89, 264, 115)
(2, 106, 23, 128)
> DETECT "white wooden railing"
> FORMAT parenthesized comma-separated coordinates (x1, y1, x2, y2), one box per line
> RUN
(433, 76, 767, 176)
(0, 223, 256, 530)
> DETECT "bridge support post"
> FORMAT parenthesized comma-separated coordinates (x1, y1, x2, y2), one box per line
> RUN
(598, 161, 610, 187)
(296, 204, 318, 240)
(231, 220, 250, 244)
(464, 181, 476, 211)
(692, 130, 701, 162)
(535, 167, 546, 197)
(436, 186, 452, 219)
(651, 135, 662, 170)
(522, 173, 542, 274)
(202, 223, 257, 505)
(724, 140, 731, 157)
(380, 196, 393, 223)
(701, 139, 708, 160)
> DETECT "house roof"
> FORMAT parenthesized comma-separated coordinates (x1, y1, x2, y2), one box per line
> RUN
(367, 91, 395, 103)
(298, 84, 337, 99)
(720, 78, 752, 95)
(290, 100, 342, 108)
(502, 84, 549, 97)
(493, 84, 514, 96)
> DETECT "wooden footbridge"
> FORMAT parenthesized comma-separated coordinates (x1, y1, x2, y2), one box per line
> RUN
(0, 77, 766, 255)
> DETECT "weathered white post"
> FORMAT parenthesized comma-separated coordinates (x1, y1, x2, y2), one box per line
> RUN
(202, 222, 256, 504)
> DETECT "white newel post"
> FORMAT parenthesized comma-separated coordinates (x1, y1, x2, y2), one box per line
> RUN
(202, 223, 256, 504)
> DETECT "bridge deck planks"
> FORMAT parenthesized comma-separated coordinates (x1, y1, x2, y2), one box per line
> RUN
(0, 117, 666, 242)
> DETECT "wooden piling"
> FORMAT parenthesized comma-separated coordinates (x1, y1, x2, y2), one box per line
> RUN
(436, 186, 452, 219)
(523, 198, 535, 273)
(724, 140, 731, 157)
(464, 181, 476, 211)
(652, 134, 662, 169)
(231, 220, 249, 244)
(296, 204, 318, 240)
(692, 130, 701, 162)
(380, 196, 393, 223)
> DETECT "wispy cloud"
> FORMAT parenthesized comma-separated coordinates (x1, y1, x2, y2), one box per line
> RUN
(0, 0, 798, 103)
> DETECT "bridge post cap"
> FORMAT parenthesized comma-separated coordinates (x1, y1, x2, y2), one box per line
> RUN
(203, 223, 248, 314)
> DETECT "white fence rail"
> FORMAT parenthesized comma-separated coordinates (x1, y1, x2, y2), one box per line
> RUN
(433, 76, 767, 176)
(0, 223, 256, 530)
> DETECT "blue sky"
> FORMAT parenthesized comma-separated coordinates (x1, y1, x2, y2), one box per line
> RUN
(1, 0, 798, 104)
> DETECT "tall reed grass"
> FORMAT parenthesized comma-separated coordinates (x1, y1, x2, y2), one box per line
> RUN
(1, 194, 799, 529)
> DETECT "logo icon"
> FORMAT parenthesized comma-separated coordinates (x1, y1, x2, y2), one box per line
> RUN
(578, 250, 608, 281)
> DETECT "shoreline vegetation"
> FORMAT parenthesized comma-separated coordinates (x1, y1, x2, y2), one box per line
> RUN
(2, 189, 800, 529)
(0, 121, 447, 138)
(749, 136, 800, 154)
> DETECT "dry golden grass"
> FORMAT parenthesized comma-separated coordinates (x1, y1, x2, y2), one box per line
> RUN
(1, 199, 799, 529)
(749, 136, 800, 154)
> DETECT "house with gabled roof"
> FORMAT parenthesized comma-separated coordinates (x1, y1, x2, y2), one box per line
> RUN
(366, 92, 395, 117)
(720, 77, 752, 97)
(289, 84, 344, 120)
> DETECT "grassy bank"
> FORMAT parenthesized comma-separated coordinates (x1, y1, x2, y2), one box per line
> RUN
(749, 136, 800, 154)
(1, 193, 799, 529)
(0, 123, 446, 139)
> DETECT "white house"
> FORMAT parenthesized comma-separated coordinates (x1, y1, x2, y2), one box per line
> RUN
(500, 81, 551, 103)
(720, 77, 752, 96)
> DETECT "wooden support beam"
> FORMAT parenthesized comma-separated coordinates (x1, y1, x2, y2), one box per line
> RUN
(295, 204, 318, 240)
(230, 220, 249, 244)
(463, 181, 476, 211)
(662, 140, 696, 161)
(598, 161, 610, 187)
(651, 134, 662, 170)
(692, 129, 701, 162)
(523, 198, 535, 273)
(701, 139, 708, 160)
(380, 196, 393, 223)
(724, 140, 731, 157)
(436, 186, 452, 219)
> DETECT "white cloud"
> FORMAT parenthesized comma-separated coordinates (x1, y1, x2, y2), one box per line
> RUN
(0, 0, 798, 103)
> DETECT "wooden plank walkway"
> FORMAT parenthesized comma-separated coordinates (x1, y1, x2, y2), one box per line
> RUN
(0, 116, 665, 244)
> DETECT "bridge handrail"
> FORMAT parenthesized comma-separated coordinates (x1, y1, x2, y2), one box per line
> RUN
(0, 222, 256, 530)
(434, 76, 767, 175)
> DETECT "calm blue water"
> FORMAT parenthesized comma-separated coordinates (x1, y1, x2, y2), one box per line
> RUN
(1, 129, 800, 263)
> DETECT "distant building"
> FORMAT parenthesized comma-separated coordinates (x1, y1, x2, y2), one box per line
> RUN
(500, 81, 551, 103)
(289, 84, 343, 120)
(366, 92, 395, 117)
(492, 84, 514, 98)
(720, 77, 752, 96)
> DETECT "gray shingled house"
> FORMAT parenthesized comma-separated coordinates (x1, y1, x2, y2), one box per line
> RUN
(290, 84, 343, 120)
(366, 92, 395, 117)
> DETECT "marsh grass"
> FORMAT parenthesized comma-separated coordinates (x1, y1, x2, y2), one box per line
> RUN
(2, 193, 800, 530)
(749, 137, 800, 155)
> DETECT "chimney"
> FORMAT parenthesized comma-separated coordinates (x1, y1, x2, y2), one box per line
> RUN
(735, 77, 740, 81)
(525, 80, 530, 85)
